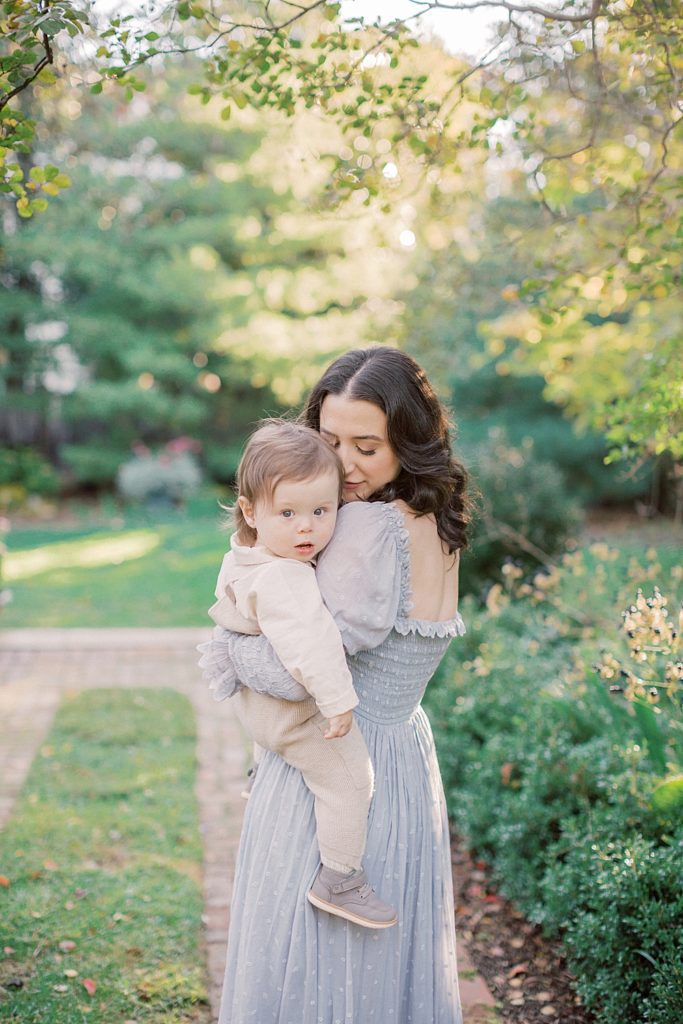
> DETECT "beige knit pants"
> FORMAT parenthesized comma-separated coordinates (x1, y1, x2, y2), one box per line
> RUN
(233, 688, 373, 873)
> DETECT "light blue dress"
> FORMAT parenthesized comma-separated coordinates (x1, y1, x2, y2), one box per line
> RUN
(217, 501, 466, 1024)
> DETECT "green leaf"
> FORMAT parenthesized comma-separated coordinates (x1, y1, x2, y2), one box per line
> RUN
(90, 81, 103, 95)
(651, 776, 683, 816)
(220, 105, 231, 121)
(632, 701, 667, 774)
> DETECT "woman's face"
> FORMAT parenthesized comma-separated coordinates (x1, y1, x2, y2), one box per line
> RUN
(319, 394, 401, 502)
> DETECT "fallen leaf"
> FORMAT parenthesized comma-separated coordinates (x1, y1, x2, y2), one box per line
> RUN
(509, 977, 524, 988)
(64, 969, 78, 978)
(74, 888, 87, 899)
(43, 860, 58, 871)
(59, 940, 76, 952)
(82, 978, 97, 996)
(540, 1006, 558, 1017)
(53, 984, 69, 993)
(4, 946, 16, 954)
(536, 991, 553, 1001)
(510, 937, 525, 949)
(510, 996, 525, 1006)
(489, 946, 506, 957)
(0, 876, 10, 887)
(508, 963, 529, 978)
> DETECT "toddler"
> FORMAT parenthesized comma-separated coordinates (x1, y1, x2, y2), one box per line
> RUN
(199, 420, 397, 929)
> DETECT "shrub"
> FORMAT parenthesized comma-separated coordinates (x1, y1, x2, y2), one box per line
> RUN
(61, 443, 128, 487)
(202, 440, 245, 485)
(462, 432, 583, 595)
(0, 446, 60, 507)
(426, 542, 682, 1022)
(117, 439, 203, 505)
(538, 827, 683, 1024)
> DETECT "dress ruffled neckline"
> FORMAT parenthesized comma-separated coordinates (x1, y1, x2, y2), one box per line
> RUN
(377, 502, 466, 640)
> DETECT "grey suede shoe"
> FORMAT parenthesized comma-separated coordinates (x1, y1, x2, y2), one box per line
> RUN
(307, 866, 398, 929)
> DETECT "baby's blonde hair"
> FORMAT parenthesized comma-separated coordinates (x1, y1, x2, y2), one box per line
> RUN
(232, 419, 345, 544)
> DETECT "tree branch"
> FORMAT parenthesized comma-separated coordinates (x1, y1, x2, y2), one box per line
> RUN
(407, 0, 604, 24)
(0, 31, 53, 113)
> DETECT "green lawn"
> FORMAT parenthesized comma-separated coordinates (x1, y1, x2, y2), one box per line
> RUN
(1, 494, 230, 627)
(0, 688, 210, 1023)
(2, 496, 681, 629)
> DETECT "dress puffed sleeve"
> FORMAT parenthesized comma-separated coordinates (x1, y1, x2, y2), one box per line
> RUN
(316, 502, 403, 655)
(198, 627, 310, 702)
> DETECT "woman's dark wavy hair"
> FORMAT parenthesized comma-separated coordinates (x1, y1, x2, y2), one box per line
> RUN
(304, 346, 473, 553)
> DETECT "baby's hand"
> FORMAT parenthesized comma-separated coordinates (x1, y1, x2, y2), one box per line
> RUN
(324, 711, 353, 739)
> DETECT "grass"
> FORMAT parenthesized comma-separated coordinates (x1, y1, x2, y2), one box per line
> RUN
(0, 688, 210, 1023)
(1, 493, 230, 627)
(2, 495, 681, 630)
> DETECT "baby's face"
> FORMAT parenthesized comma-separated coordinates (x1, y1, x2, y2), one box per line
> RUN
(242, 471, 340, 562)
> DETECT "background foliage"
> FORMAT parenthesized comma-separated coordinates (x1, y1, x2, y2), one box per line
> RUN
(424, 538, 683, 1022)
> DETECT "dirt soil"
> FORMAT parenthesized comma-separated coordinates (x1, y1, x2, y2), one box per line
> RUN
(451, 832, 594, 1024)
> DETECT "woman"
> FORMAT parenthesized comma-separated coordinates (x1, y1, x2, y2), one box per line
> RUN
(215, 347, 472, 1024)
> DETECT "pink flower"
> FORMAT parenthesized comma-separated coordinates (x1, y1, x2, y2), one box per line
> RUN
(165, 436, 202, 454)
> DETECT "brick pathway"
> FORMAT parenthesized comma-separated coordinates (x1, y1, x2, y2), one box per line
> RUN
(0, 628, 498, 1023)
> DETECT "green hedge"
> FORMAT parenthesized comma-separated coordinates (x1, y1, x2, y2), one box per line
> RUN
(426, 539, 683, 1023)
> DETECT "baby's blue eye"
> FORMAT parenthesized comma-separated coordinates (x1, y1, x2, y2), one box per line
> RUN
(280, 510, 294, 518)
(313, 508, 325, 516)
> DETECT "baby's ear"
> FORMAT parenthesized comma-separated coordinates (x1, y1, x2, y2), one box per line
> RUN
(238, 495, 256, 528)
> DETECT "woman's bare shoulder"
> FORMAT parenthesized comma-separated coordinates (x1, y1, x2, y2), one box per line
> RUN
(392, 499, 460, 618)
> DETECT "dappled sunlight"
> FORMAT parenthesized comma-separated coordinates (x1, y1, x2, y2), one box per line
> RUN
(5, 530, 162, 582)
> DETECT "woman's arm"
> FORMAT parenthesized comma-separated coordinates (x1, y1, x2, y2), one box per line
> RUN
(200, 627, 309, 701)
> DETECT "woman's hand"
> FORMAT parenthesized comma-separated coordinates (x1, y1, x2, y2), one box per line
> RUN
(324, 710, 353, 739)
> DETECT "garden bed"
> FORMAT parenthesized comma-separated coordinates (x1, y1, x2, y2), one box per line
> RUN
(452, 831, 593, 1024)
